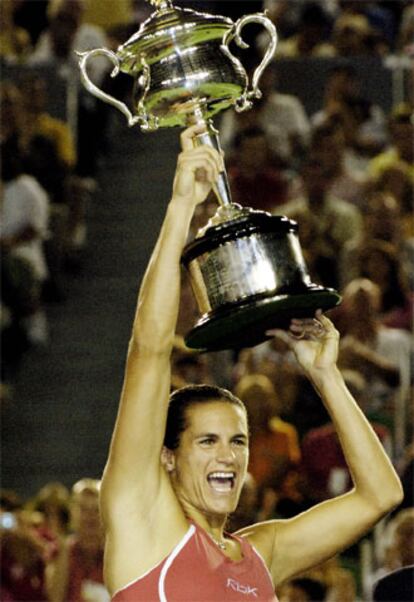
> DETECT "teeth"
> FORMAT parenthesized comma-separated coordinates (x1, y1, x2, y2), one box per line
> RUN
(208, 472, 235, 479)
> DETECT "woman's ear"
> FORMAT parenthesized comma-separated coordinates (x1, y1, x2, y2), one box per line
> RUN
(161, 446, 176, 472)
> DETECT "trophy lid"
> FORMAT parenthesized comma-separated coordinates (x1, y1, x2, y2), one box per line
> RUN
(117, 2, 233, 74)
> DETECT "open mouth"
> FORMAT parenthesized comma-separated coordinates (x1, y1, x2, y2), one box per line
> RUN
(207, 471, 236, 493)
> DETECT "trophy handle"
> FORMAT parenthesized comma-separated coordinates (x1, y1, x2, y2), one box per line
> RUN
(222, 12, 278, 112)
(135, 55, 159, 132)
(77, 48, 141, 128)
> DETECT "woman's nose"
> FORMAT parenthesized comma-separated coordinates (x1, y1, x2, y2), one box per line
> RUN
(216, 443, 236, 463)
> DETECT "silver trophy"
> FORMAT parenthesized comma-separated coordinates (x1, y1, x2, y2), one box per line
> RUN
(78, 0, 340, 351)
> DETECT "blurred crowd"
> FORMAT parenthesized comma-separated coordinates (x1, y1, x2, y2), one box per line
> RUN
(1, 479, 108, 601)
(1, 0, 413, 600)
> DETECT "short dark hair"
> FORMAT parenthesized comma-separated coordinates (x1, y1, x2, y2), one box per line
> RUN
(164, 384, 246, 450)
(328, 63, 357, 80)
(300, 2, 330, 28)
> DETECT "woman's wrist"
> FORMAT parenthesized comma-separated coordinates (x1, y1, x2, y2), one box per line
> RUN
(170, 194, 197, 211)
(307, 365, 343, 391)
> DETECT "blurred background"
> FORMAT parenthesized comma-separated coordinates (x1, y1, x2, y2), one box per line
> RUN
(1, 0, 413, 600)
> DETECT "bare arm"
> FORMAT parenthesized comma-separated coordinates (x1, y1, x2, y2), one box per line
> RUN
(99, 126, 224, 592)
(240, 313, 403, 586)
(101, 125, 223, 516)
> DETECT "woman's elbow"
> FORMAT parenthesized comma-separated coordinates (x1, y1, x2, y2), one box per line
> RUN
(371, 478, 404, 516)
(384, 479, 404, 511)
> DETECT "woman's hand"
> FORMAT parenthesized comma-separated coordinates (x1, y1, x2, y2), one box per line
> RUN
(172, 124, 223, 207)
(267, 310, 339, 377)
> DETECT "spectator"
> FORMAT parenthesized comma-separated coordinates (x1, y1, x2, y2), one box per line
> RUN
(31, 0, 107, 83)
(274, 156, 362, 289)
(301, 418, 391, 503)
(234, 373, 302, 514)
(220, 66, 310, 166)
(306, 120, 367, 207)
(337, 0, 397, 50)
(234, 334, 300, 419)
(376, 165, 413, 231)
(337, 279, 412, 428)
(45, 478, 108, 602)
(339, 191, 406, 288)
(278, 577, 327, 601)
(397, 5, 414, 56)
(311, 64, 388, 163)
(30, 0, 109, 179)
(1, 508, 48, 601)
(227, 472, 259, 532)
(369, 103, 414, 187)
(382, 508, 414, 573)
(360, 190, 402, 245)
(373, 565, 414, 602)
(0, 81, 25, 149)
(0, 0, 32, 63)
(227, 127, 292, 211)
(12, 0, 49, 48)
(331, 13, 387, 57)
(365, 508, 414, 600)
(275, 3, 334, 58)
(303, 556, 357, 602)
(1, 139, 50, 346)
(17, 75, 76, 175)
(171, 342, 211, 387)
(353, 241, 408, 315)
(260, 0, 338, 44)
(380, 239, 414, 332)
(32, 482, 71, 545)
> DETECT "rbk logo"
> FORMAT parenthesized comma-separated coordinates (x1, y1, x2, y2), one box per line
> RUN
(227, 578, 258, 597)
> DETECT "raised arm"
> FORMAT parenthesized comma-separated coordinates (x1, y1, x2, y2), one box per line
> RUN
(100, 124, 222, 518)
(240, 312, 403, 587)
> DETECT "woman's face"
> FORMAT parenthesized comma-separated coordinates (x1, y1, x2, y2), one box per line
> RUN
(168, 401, 249, 519)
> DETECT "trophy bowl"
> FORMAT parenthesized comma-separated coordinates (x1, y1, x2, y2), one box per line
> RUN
(182, 212, 341, 351)
(78, 0, 277, 130)
(78, 0, 341, 351)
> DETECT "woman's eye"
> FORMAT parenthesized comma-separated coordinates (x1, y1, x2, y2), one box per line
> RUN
(200, 438, 214, 445)
(233, 439, 246, 446)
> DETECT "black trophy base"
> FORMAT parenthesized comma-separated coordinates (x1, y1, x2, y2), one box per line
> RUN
(184, 287, 341, 352)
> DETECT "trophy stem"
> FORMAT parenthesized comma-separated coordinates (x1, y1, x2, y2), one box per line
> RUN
(188, 108, 232, 207)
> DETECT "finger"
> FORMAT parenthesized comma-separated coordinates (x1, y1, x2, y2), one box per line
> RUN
(317, 313, 340, 339)
(180, 124, 208, 151)
(179, 156, 219, 183)
(291, 317, 318, 327)
(317, 312, 333, 328)
(265, 329, 295, 347)
(289, 320, 325, 340)
(183, 145, 223, 173)
(179, 151, 221, 181)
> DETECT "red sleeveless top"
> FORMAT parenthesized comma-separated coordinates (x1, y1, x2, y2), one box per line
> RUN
(112, 523, 278, 601)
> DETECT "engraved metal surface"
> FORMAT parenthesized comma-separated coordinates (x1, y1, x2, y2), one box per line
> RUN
(132, 42, 247, 127)
(187, 232, 311, 314)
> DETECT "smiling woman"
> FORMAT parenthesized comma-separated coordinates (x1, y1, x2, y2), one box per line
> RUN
(162, 399, 249, 524)
(98, 125, 402, 602)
